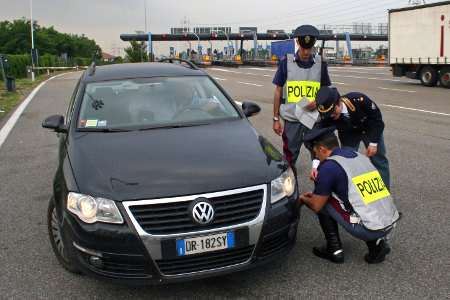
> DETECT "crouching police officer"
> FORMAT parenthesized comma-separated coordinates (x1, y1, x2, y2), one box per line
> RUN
(299, 127, 400, 264)
(272, 24, 331, 176)
(312, 87, 391, 189)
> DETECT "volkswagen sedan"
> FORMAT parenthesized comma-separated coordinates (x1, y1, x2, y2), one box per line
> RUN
(42, 60, 300, 285)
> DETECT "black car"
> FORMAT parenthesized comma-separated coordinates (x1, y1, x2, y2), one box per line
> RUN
(43, 59, 299, 285)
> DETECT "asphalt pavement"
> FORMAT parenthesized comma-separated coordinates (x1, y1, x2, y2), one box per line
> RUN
(0, 66, 449, 299)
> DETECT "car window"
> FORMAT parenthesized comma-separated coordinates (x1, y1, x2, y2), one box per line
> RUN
(66, 79, 81, 125)
(77, 76, 240, 130)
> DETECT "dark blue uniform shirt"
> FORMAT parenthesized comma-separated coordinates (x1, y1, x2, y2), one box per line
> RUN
(314, 148, 357, 211)
(272, 52, 332, 87)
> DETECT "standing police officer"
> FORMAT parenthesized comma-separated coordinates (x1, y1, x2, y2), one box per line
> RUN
(312, 86, 391, 189)
(272, 25, 331, 176)
(300, 127, 400, 264)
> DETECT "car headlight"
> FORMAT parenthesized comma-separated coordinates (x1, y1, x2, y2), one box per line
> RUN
(271, 168, 296, 203)
(67, 192, 123, 224)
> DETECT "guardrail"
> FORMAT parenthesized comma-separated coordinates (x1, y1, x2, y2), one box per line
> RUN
(32, 66, 88, 75)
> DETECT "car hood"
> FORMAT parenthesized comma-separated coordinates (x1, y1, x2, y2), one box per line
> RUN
(68, 119, 286, 201)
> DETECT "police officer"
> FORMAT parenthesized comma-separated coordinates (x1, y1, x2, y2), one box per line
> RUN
(311, 87, 391, 190)
(272, 25, 331, 176)
(299, 127, 400, 264)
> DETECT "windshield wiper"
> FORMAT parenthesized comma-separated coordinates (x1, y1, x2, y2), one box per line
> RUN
(138, 122, 210, 131)
(78, 127, 132, 132)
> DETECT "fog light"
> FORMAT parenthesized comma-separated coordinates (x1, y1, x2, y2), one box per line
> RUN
(89, 256, 103, 268)
(288, 224, 297, 240)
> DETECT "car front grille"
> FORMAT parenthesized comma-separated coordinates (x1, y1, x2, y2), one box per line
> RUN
(156, 246, 254, 275)
(128, 189, 264, 235)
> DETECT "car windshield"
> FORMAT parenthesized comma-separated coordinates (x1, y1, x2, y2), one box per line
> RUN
(77, 76, 240, 130)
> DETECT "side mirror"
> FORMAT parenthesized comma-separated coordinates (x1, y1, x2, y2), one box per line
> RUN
(242, 101, 261, 118)
(42, 115, 67, 133)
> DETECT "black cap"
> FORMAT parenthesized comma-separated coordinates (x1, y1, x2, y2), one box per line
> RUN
(293, 25, 320, 49)
(304, 126, 337, 150)
(316, 86, 341, 118)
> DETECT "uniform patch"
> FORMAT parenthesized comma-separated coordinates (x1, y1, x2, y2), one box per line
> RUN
(341, 97, 356, 112)
(286, 80, 321, 103)
(351, 170, 390, 205)
(371, 103, 377, 110)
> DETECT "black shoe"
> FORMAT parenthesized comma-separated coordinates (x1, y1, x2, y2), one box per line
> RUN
(365, 239, 391, 264)
(313, 245, 345, 263)
(314, 213, 344, 263)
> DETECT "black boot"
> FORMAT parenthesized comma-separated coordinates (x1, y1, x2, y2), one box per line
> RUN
(313, 213, 344, 264)
(365, 239, 391, 264)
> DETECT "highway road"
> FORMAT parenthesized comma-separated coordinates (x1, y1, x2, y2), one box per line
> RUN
(0, 65, 449, 299)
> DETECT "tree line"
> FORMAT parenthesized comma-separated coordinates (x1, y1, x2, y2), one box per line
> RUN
(0, 19, 101, 58)
(0, 19, 103, 79)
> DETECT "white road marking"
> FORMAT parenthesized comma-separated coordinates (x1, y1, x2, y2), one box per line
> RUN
(210, 68, 242, 74)
(0, 73, 70, 150)
(245, 67, 276, 72)
(378, 87, 416, 93)
(330, 69, 388, 75)
(332, 74, 404, 82)
(237, 81, 264, 87)
(329, 66, 390, 71)
(213, 77, 227, 81)
(210, 68, 262, 77)
(333, 82, 347, 85)
(380, 104, 450, 117)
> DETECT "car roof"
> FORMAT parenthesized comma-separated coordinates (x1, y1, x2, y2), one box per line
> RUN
(82, 62, 206, 82)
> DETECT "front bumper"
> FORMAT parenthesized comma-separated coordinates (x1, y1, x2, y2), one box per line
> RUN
(61, 184, 300, 285)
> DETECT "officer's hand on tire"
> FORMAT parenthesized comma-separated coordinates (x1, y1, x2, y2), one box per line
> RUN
(273, 120, 283, 136)
(310, 168, 318, 181)
(366, 145, 378, 157)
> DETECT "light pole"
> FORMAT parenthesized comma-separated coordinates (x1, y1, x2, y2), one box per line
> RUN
(144, 0, 147, 32)
(30, 0, 35, 81)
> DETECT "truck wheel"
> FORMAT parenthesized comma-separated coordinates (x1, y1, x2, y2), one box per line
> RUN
(439, 67, 450, 89)
(48, 197, 81, 274)
(419, 66, 438, 87)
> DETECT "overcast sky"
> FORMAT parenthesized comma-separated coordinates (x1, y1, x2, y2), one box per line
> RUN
(0, 0, 439, 55)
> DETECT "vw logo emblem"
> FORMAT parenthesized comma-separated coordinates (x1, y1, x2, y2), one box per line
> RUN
(191, 199, 215, 225)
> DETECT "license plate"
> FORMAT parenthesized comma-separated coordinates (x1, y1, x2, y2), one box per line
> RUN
(176, 232, 235, 256)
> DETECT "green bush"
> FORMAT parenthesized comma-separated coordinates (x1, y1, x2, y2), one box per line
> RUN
(3, 54, 31, 78)
(0, 54, 97, 80)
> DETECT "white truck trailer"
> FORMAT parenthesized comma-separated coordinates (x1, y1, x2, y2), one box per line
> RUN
(389, 1, 450, 88)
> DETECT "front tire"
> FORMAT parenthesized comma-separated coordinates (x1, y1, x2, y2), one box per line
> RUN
(439, 67, 450, 89)
(47, 197, 81, 274)
(419, 66, 438, 87)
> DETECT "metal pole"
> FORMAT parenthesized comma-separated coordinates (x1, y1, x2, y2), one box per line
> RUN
(144, 0, 147, 32)
(147, 32, 152, 61)
(253, 32, 257, 60)
(30, 0, 35, 81)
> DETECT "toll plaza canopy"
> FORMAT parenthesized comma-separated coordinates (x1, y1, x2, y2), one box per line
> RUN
(120, 32, 388, 42)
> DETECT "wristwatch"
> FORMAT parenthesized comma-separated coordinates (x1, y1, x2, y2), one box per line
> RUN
(273, 116, 280, 122)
